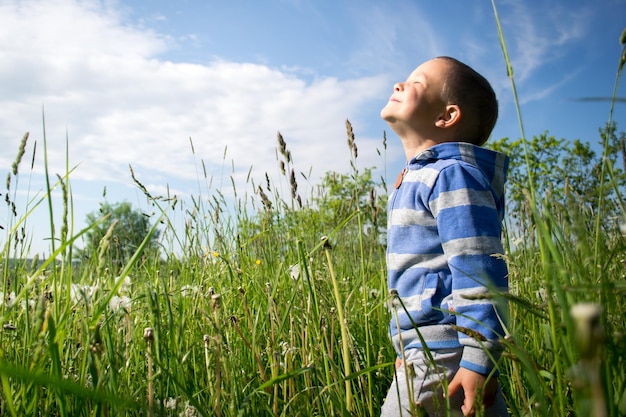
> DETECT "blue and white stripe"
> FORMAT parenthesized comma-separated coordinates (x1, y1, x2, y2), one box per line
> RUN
(387, 142, 509, 375)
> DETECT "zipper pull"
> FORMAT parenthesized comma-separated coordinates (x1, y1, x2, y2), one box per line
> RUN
(394, 168, 406, 189)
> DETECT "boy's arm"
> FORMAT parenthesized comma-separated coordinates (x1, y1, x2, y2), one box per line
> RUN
(430, 163, 508, 374)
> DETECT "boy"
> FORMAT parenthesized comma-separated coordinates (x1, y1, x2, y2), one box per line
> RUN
(380, 56, 510, 417)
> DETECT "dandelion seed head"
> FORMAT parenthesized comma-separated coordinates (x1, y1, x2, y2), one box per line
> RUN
(180, 402, 199, 417)
(289, 264, 301, 281)
(3, 322, 16, 331)
(180, 285, 198, 297)
(109, 295, 131, 313)
(0, 291, 16, 308)
(164, 397, 178, 410)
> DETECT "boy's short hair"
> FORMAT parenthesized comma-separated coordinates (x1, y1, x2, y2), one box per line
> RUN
(437, 56, 498, 146)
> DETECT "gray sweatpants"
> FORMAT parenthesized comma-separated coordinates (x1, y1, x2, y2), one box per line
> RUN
(380, 348, 509, 417)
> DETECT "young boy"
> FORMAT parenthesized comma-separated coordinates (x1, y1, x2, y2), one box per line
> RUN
(380, 56, 510, 417)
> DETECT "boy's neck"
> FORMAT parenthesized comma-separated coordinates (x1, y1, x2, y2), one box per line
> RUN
(399, 134, 440, 162)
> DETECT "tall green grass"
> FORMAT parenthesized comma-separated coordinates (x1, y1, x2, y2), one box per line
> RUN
(492, 1, 626, 416)
(1, 6, 625, 416)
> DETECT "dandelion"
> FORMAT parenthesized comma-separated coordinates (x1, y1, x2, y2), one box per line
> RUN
(181, 285, 198, 297)
(70, 284, 98, 304)
(164, 397, 178, 410)
(388, 289, 401, 309)
(117, 275, 132, 294)
(255, 259, 261, 265)
(288, 264, 301, 281)
(179, 402, 199, 417)
(20, 298, 37, 311)
(3, 322, 17, 331)
(109, 295, 132, 314)
(0, 291, 16, 308)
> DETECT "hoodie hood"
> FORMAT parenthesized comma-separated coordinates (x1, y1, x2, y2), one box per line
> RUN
(409, 142, 509, 213)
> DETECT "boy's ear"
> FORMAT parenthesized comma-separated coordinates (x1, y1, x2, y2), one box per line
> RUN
(435, 104, 461, 129)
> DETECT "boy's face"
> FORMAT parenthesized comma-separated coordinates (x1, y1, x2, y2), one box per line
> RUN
(380, 58, 449, 131)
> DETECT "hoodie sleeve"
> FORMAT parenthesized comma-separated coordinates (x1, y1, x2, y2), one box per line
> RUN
(429, 161, 508, 375)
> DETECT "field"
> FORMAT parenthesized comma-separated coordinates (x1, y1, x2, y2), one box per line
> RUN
(2, 6, 626, 417)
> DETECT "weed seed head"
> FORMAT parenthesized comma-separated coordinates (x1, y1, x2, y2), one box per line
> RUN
(570, 302, 603, 359)
(289, 264, 301, 281)
(3, 322, 17, 331)
(143, 327, 154, 342)
(211, 294, 221, 310)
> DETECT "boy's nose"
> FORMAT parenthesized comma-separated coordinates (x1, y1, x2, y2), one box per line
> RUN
(393, 82, 404, 91)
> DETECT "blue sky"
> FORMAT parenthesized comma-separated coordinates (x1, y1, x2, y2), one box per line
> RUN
(0, 0, 624, 257)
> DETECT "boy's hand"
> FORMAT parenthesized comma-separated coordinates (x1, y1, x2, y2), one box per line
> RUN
(446, 367, 497, 416)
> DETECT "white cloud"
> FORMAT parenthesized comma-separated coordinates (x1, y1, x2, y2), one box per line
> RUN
(346, 3, 441, 76)
(0, 0, 388, 201)
(500, 0, 591, 83)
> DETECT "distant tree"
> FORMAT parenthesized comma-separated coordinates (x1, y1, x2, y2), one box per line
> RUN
(489, 122, 626, 235)
(77, 201, 160, 266)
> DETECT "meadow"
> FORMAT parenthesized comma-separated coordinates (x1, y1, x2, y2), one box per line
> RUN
(1, 6, 626, 417)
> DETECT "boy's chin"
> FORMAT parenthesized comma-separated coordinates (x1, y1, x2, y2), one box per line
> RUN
(380, 108, 395, 122)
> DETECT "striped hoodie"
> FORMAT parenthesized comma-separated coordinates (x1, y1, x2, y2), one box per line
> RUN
(387, 142, 509, 375)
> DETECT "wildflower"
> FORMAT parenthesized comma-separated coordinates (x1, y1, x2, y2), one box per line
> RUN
(181, 285, 198, 297)
(164, 397, 178, 410)
(213, 251, 219, 258)
(369, 288, 380, 299)
(180, 402, 199, 417)
(20, 298, 37, 311)
(0, 292, 16, 308)
(387, 289, 401, 309)
(3, 322, 17, 331)
(255, 259, 261, 265)
(109, 295, 132, 314)
(119, 275, 132, 294)
(288, 264, 301, 281)
(70, 284, 98, 304)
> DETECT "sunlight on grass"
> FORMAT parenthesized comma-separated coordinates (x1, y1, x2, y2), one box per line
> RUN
(0, 7, 625, 416)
